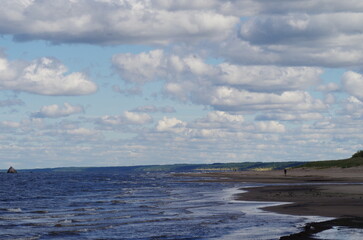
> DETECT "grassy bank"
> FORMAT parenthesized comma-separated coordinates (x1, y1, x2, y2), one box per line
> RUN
(297, 151, 363, 169)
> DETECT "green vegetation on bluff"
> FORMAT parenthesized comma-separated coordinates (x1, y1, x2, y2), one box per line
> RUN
(297, 150, 363, 169)
(352, 150, 363, 158)
(134, 161, 302, 172)
(9, 151, 363, 173)
(20, 161, 303, 173)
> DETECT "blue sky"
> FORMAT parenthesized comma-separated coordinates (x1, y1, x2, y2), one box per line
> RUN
(0, 0, 363, 169)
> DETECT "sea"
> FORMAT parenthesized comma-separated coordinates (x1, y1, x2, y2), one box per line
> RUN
(1, 171, 363, 240)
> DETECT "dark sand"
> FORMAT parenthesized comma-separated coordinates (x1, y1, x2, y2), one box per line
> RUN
(238, 184, 363, 218)
(181, 167, 363, 218)
(179, 167, 363, 239)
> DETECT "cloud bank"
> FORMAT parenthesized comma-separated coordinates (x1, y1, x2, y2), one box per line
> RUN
(0, 0, 237, 45)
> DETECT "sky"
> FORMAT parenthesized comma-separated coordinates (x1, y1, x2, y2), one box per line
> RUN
(1, 0, 363, 169)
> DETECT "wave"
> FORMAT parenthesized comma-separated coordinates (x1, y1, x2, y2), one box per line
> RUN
(5, 208, 22, 213)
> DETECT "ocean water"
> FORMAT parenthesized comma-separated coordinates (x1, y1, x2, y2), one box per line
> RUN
(0, 171, 360, 239)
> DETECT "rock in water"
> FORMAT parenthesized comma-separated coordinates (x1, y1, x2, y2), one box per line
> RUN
(7, 166, 17, 173)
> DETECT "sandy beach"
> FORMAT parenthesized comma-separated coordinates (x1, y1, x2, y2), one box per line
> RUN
(182, 167, 363, 218)
(180, 167, 363, 239)
(238, 184, 363, 218)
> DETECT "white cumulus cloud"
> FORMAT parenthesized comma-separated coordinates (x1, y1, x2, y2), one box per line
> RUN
(218, 64, 323, 92)
(340, 96, 363, 119)
(200, 88, 326, 112)
(206, 111, 244, 123)
(156, 117, 186, 133)
(342, 71, 363, 101)
(254, 121, 286, 133)
(113, 50, 325, 113)
(32, 103, 85, 118)
(123, 111, 153, 125)
(0, 54, 97, 95)
(97, 111, 153, 127)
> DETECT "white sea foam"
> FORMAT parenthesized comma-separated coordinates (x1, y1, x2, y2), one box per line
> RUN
(58, 219, 72, 224)
(214, 184, 333, 240)
(7, 208, 22, 212)
(314, 226, 363, 240)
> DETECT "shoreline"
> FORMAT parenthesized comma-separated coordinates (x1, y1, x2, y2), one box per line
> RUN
(181, 168, 363, 218)
(236, 183, 363, 218)
(178, 167, 363, 238)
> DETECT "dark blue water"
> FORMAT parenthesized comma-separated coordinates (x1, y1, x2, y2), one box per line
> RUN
(1, 171, 359, 240)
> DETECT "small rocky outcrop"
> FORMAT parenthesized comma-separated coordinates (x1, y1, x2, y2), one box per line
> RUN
(7, 166, 17, 173)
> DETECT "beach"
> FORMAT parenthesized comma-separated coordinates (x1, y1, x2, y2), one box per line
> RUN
(183, 167, 363, 218)
(238, 184, 363, 218)
(180, 167, 363, 239)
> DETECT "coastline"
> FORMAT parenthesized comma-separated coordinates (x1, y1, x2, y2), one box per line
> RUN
(181, 167, 363, 218)
(179, 167, 363, 238)
(236, 184, 363, 218)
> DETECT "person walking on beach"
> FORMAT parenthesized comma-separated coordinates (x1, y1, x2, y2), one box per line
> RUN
(284, 169, 287, 176)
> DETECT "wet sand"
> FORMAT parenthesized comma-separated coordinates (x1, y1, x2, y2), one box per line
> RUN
(180, 167, 363, 239)
(180, 167, 363, 218)
(238, 184, 363, 218)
